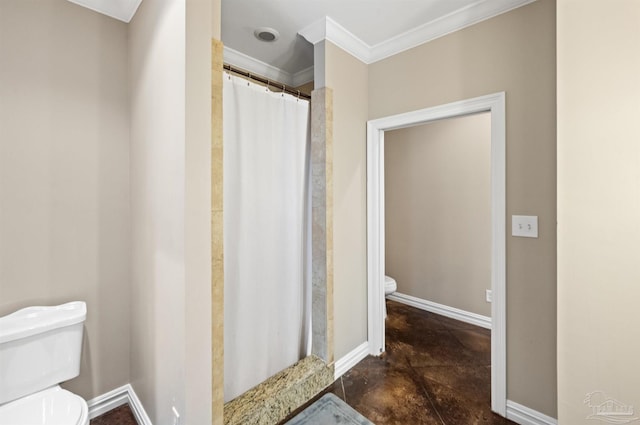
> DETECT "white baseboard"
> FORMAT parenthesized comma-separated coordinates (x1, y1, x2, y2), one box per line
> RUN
(87, 385, 129, 419)
(387, 292, 492, 329)
(506, 400, 557, 425)
(87, 384, 152, 425)
(86, 382, 555, 425)
(334, 341, 369, 380)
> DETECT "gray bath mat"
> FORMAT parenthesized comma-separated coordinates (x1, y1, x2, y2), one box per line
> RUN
(285, 393, 375, 425)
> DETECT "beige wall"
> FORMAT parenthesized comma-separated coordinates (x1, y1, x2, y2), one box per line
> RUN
(1, 0, 214, 420)
(557, 1, 640, 423)
(385, 113, 492, 317)
(369, 0, 557, 416)
(323, 42, 369, 360)
(186, 0, 213, 423)
(211, 0, 221, 39)
(0, 0, 130, 400)
(129, 1, 187, 423)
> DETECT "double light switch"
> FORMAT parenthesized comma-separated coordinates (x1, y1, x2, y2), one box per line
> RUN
(512, 215, 538, 238)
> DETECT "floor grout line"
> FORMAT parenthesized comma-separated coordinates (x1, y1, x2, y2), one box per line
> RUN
(405, 355, 447, 425)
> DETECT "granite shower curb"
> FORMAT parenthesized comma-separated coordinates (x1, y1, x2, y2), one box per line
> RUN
(223, 355, 334, 425)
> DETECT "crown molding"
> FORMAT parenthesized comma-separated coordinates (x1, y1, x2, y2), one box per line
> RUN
(299, 16, 371, 63)
(297, 18, 327, 45)
(299, 0, 536, 64)
(223, 47, 314, 87)
(369, 0, 537, 62)
(292, 66, 315, 87)
(227, 0, 534, 85)
(223, 47, 292, 84)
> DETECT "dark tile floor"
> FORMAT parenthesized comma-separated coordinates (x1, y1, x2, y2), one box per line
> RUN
(282, 300, 515, 425)
(90, 404, 137, 425)
(93, 300, 514, 425)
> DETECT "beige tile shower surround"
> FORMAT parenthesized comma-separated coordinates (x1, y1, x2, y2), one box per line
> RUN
(211, 38, 225, 425)
(219, 84, 335, 424)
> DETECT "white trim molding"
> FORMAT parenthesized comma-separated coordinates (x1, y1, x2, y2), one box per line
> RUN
(506, 400, 558, 425)
(300, 0, 536, 64)
(334, 341, 370, 380)
(227, 1, 535, 88)
(299, 17, 371, 63)
(87, 384, 152, 425)
(292, 66, 315, 88)
(367, 92, 506, 415)
(87, 385, 128, 419)
(223, 47, 314, 87)
(387, 293, 491, 329)
(368, 0, 536, 63)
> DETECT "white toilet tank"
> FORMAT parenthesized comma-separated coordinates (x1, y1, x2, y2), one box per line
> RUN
(0, 301, 86, 405)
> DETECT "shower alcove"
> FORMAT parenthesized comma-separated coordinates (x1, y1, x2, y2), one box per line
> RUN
(211, 40, 336, 425)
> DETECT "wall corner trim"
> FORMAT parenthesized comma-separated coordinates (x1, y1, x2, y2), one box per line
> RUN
(506, 400, 557, 425)
(87, 384, 153, 425)
(298, 17, 326, 45)
(334, 341, 370, 380)
(299, 17, 371, 63)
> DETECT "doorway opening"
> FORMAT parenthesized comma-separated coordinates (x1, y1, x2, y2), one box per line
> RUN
(366, 92, 506, 415)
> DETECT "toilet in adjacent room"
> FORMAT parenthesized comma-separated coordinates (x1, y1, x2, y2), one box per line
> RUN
(0, 301, 89, 425)
(384, 275, 397, 318)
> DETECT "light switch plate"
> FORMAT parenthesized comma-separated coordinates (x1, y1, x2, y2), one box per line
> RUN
(512, 215, 538, 238)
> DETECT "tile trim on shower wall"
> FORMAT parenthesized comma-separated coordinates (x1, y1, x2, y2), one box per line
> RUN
(310, 87, 334, 364)
(211, 38, 225, 425)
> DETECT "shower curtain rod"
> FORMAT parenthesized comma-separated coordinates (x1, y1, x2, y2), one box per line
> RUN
(223, 63, 312, 101)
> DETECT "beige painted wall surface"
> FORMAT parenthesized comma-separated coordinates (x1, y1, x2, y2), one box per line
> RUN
(186, 0, 213, 423)
(323, 41, 369, 360)
(558, 1, 640, 423)
(0, 0, 130, 400)
(369, 0, 557, 416)
(129, 1, 187, 423)
(211, 0, 221, 39)
(385, 113, 491, 317)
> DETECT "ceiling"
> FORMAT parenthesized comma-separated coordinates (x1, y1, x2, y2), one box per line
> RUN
(65, 0, 535, 86)
(222, 0, 536, 86)
(66, 0, 142, 22)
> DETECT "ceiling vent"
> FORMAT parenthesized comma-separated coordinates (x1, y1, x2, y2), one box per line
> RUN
(254, 27, 280, 42)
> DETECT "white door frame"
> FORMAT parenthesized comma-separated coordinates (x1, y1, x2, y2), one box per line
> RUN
(366, 92, 506, 416)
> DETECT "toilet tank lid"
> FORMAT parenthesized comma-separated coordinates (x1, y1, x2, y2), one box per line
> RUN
(0, 301, 86, 344)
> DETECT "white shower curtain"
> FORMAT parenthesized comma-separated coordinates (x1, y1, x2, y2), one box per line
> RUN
(223, 73, 311, 402)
